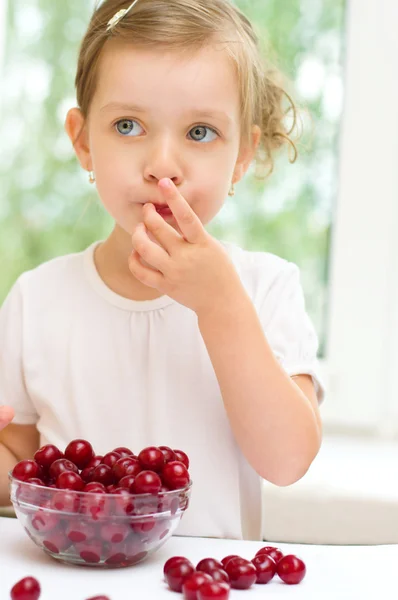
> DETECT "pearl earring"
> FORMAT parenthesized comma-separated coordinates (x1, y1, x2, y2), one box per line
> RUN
(228, 182, 235, 197)
(88, 171, 96, 184)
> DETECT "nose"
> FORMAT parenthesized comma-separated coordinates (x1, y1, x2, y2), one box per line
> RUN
(143, 134, 184, 187)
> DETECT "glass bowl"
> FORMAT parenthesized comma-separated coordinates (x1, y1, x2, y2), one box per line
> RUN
(9, 473, 192, 568)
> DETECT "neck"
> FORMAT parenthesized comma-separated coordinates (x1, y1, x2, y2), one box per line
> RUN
(94, 224, 164, 301)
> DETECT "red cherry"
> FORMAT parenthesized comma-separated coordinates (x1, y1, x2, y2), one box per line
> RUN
(56, 471, 84, 491)
(100, 522, 130, 544)
(131, 470, 162, 494)
(43, 529, 73, 554)
(80, 493, 109, 521)
(183, 572, 213, 600)
(86, 455, 104, 469)
(34, 444, 63, 470)
(221, 555, 240, 568)
(162, 461, 190, 490)
(49, 459, 78, 480)
(113, 457, 141, 481)
(84, 482, 106, 493)
(112, 446, 134, 457)
(251, 554, 277, 584)
(166, 561, 195, 592)
(12, 460, 42, 482)
(118, 475, 136, 491)
(75, 538, 103, 564)
(207, 570, 229, 583)
(64, 439, 94, 469)
(158, 445, 177, 463)
(50, 490, 80, 513)
(112, 488, 135, 516)
(277, 555, 306, 585)
(10, 576, 41, 600)
(197, 558, 224, 574)
(255, 546, 284, 564)
(26, 478, 44, 486)
(101, 451, 121, 469)
(85, 597, 110, 600)
(31, 503, 59, 533)
(197, 582, 230, 600)
(225, 561, 256, 589)
(91, 464, 114, 486)
(138, 446, 165, 472)
(65, 519, 96, 543)
(80, 467, 94, 483)
(164, 556, 194, 576)
(173, 449, 190, 469)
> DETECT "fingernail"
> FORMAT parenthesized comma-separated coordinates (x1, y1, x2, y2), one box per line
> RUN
(159, 178, 172, 190)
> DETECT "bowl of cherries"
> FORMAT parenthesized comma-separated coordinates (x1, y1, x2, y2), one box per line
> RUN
(8, 439, 192, 569)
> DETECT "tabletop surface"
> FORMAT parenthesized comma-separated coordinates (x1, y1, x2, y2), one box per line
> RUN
(0, 517, 395, 599)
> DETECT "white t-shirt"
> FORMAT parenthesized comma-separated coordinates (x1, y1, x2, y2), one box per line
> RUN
(0, 240, 323, 540)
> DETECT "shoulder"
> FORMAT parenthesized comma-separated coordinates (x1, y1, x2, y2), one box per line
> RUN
(221, 240, 299, 298)
(15, 243, 97, 301)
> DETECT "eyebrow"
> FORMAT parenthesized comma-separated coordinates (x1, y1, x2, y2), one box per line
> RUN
(100, 102, 233, 125)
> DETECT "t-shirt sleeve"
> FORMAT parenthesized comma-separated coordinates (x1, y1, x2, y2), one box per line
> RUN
(0, 279, 38, 424)
(258, 261, 325, 404)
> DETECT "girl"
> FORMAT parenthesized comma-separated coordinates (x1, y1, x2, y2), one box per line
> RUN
(0, 0, 323, 540)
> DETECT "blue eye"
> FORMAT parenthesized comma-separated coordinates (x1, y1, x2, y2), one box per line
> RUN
(189, 126, 218, 143)
(115, 119, 143, 136)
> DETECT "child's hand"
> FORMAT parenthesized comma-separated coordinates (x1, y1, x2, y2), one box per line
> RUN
(129, 178, 244, 316)
(0, 406, 14, 432)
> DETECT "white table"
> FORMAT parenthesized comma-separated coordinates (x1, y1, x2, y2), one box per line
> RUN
(0, 517, 393, 599)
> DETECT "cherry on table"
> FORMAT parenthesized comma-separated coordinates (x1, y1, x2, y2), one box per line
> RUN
(10, 576, 41, 600)
(196, 557, 224, 574)
(65, 439, 94, 469)
(221, 554, 239, 567)
(165, 561, 195, 592)
(182, 572, 213, 600)
(251, 554, 277, 583)
(197, 581, 230, 600)
(162, 461, 190, 490)
(85, 597, 111, 600)
(164, 556, 193, 576)
(207, 569, 229, 583)
(12, 460, 42, 482)
(225, 560, 256, 589)
(277, 554, 306, 584)
(34, 444, 63, 470)
(255, 545, 284, 564)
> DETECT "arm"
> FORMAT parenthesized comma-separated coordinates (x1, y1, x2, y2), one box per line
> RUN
(0, 407, 40, 506)
(197, 289, 322, 487)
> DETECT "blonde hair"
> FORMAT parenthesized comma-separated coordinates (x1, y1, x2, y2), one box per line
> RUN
(75, 0, 299, 178)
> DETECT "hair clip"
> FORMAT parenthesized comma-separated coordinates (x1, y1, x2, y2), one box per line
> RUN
(106, 0, 140, 32)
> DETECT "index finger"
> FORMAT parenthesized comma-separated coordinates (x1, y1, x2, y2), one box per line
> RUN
(158, 178, 205, 243)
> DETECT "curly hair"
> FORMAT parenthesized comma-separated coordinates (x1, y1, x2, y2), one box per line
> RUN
(75, 0, 300, 178)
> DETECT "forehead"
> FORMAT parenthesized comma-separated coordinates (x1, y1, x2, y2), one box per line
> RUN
(93, 41, 240, 117)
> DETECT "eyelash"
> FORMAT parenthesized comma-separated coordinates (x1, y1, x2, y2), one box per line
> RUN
(113, 118, 220, 141)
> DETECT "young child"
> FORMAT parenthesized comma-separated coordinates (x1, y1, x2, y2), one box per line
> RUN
(0, 0, 323, 540)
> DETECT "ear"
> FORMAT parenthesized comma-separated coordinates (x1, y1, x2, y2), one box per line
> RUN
(232, 125, 262, 183)
(65, 108, 92, 172)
